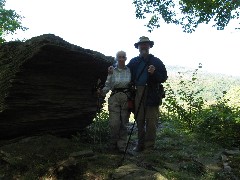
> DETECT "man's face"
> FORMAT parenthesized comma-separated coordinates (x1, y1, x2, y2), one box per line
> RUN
(138, 42, 150, 56)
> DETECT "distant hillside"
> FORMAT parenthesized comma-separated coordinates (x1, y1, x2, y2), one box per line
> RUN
(166, 65, 240, 80)
(164, 65, 240, 105)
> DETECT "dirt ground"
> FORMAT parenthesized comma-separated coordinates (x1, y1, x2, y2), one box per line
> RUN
(0, 129, 239, 179)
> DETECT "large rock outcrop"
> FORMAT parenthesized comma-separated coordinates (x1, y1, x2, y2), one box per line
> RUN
(0, 34, 114, 139)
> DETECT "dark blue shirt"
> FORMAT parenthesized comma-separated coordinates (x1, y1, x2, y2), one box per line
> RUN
(135, 59, 148, 86)
(127, 54, 168, 106)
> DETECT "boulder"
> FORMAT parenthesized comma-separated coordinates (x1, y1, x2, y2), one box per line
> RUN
(0, 34, 114, 139)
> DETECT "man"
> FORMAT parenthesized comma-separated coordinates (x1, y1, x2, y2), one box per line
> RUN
(128, 36, 168, 152)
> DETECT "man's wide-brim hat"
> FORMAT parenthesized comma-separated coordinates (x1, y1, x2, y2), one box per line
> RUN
(134, 36, 154, 49)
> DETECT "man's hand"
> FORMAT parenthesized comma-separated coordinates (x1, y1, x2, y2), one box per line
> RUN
(148, 65, 155, 74)
(108, 66, 114, 74)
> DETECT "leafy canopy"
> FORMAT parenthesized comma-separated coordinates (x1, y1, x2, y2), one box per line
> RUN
(133, 0, 240, 33)
(0, 0, 27, 43)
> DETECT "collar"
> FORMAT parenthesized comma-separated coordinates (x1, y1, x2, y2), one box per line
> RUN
(138, 54, 154, 62)
(115, 65, 128, 70)
(139, 54, 153, 59)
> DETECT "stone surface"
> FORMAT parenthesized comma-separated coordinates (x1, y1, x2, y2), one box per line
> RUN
(0, 34, 114, 139)
(111, 163, 167, 180)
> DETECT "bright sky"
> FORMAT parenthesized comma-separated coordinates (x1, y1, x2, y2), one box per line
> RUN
(5, 0, 240, 77)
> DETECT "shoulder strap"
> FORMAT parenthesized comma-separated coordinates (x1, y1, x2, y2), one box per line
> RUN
(135, 57, 151, 82)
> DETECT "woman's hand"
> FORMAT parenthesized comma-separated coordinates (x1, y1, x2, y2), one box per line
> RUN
(108, 66, 114, 74)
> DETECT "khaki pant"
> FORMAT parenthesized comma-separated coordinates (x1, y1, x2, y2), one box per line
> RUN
(108, 92, 129, 151)
(135, 86, 159, 149)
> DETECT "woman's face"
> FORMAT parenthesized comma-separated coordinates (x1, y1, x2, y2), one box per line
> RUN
(117, 52, 126, 67)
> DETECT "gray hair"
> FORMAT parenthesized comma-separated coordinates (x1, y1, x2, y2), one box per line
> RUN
(116, 50, 126, 59)
(114, 50, 127, 66)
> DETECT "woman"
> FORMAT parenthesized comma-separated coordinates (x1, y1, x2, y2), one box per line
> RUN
(100, 50, 131, 153)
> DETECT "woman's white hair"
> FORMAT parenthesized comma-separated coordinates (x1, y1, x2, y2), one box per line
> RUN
(115, 50, 126, 59)
(114, 50, 127, 66)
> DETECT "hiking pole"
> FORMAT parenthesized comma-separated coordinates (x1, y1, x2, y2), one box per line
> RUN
(94, 93, 102, 145)
(118, 84, 147, 166)
(93, 78, 103, 145)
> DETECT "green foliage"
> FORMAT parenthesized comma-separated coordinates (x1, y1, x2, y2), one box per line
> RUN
(133, 0, 240, 32)
(197, 96, 240, 147)
(73, 109, 110, 145)
(163, 68, 205, 130)
(162, 67, 240, 147)
(229, 153, 240, 178)
(0, 0, 27, 43)
(91, 109, 110, 144)
(224, 86, 240, 107)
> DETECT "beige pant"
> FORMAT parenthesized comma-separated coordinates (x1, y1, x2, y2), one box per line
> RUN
(135, 86, 159, 148)
(108, 92, 129, 151)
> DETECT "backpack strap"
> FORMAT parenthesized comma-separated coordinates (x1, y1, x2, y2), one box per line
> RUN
(135, 56, 151, 82)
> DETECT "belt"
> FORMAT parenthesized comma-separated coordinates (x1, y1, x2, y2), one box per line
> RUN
(111, 88, 129, 95)
(112, 88, 129, 94)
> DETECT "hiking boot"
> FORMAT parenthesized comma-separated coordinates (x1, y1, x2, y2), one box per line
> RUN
(119, 148, 134, 155)
(133, 145, 144, 152)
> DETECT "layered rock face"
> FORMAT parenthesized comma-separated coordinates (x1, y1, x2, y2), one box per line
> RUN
(0, 34, 114, 139)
